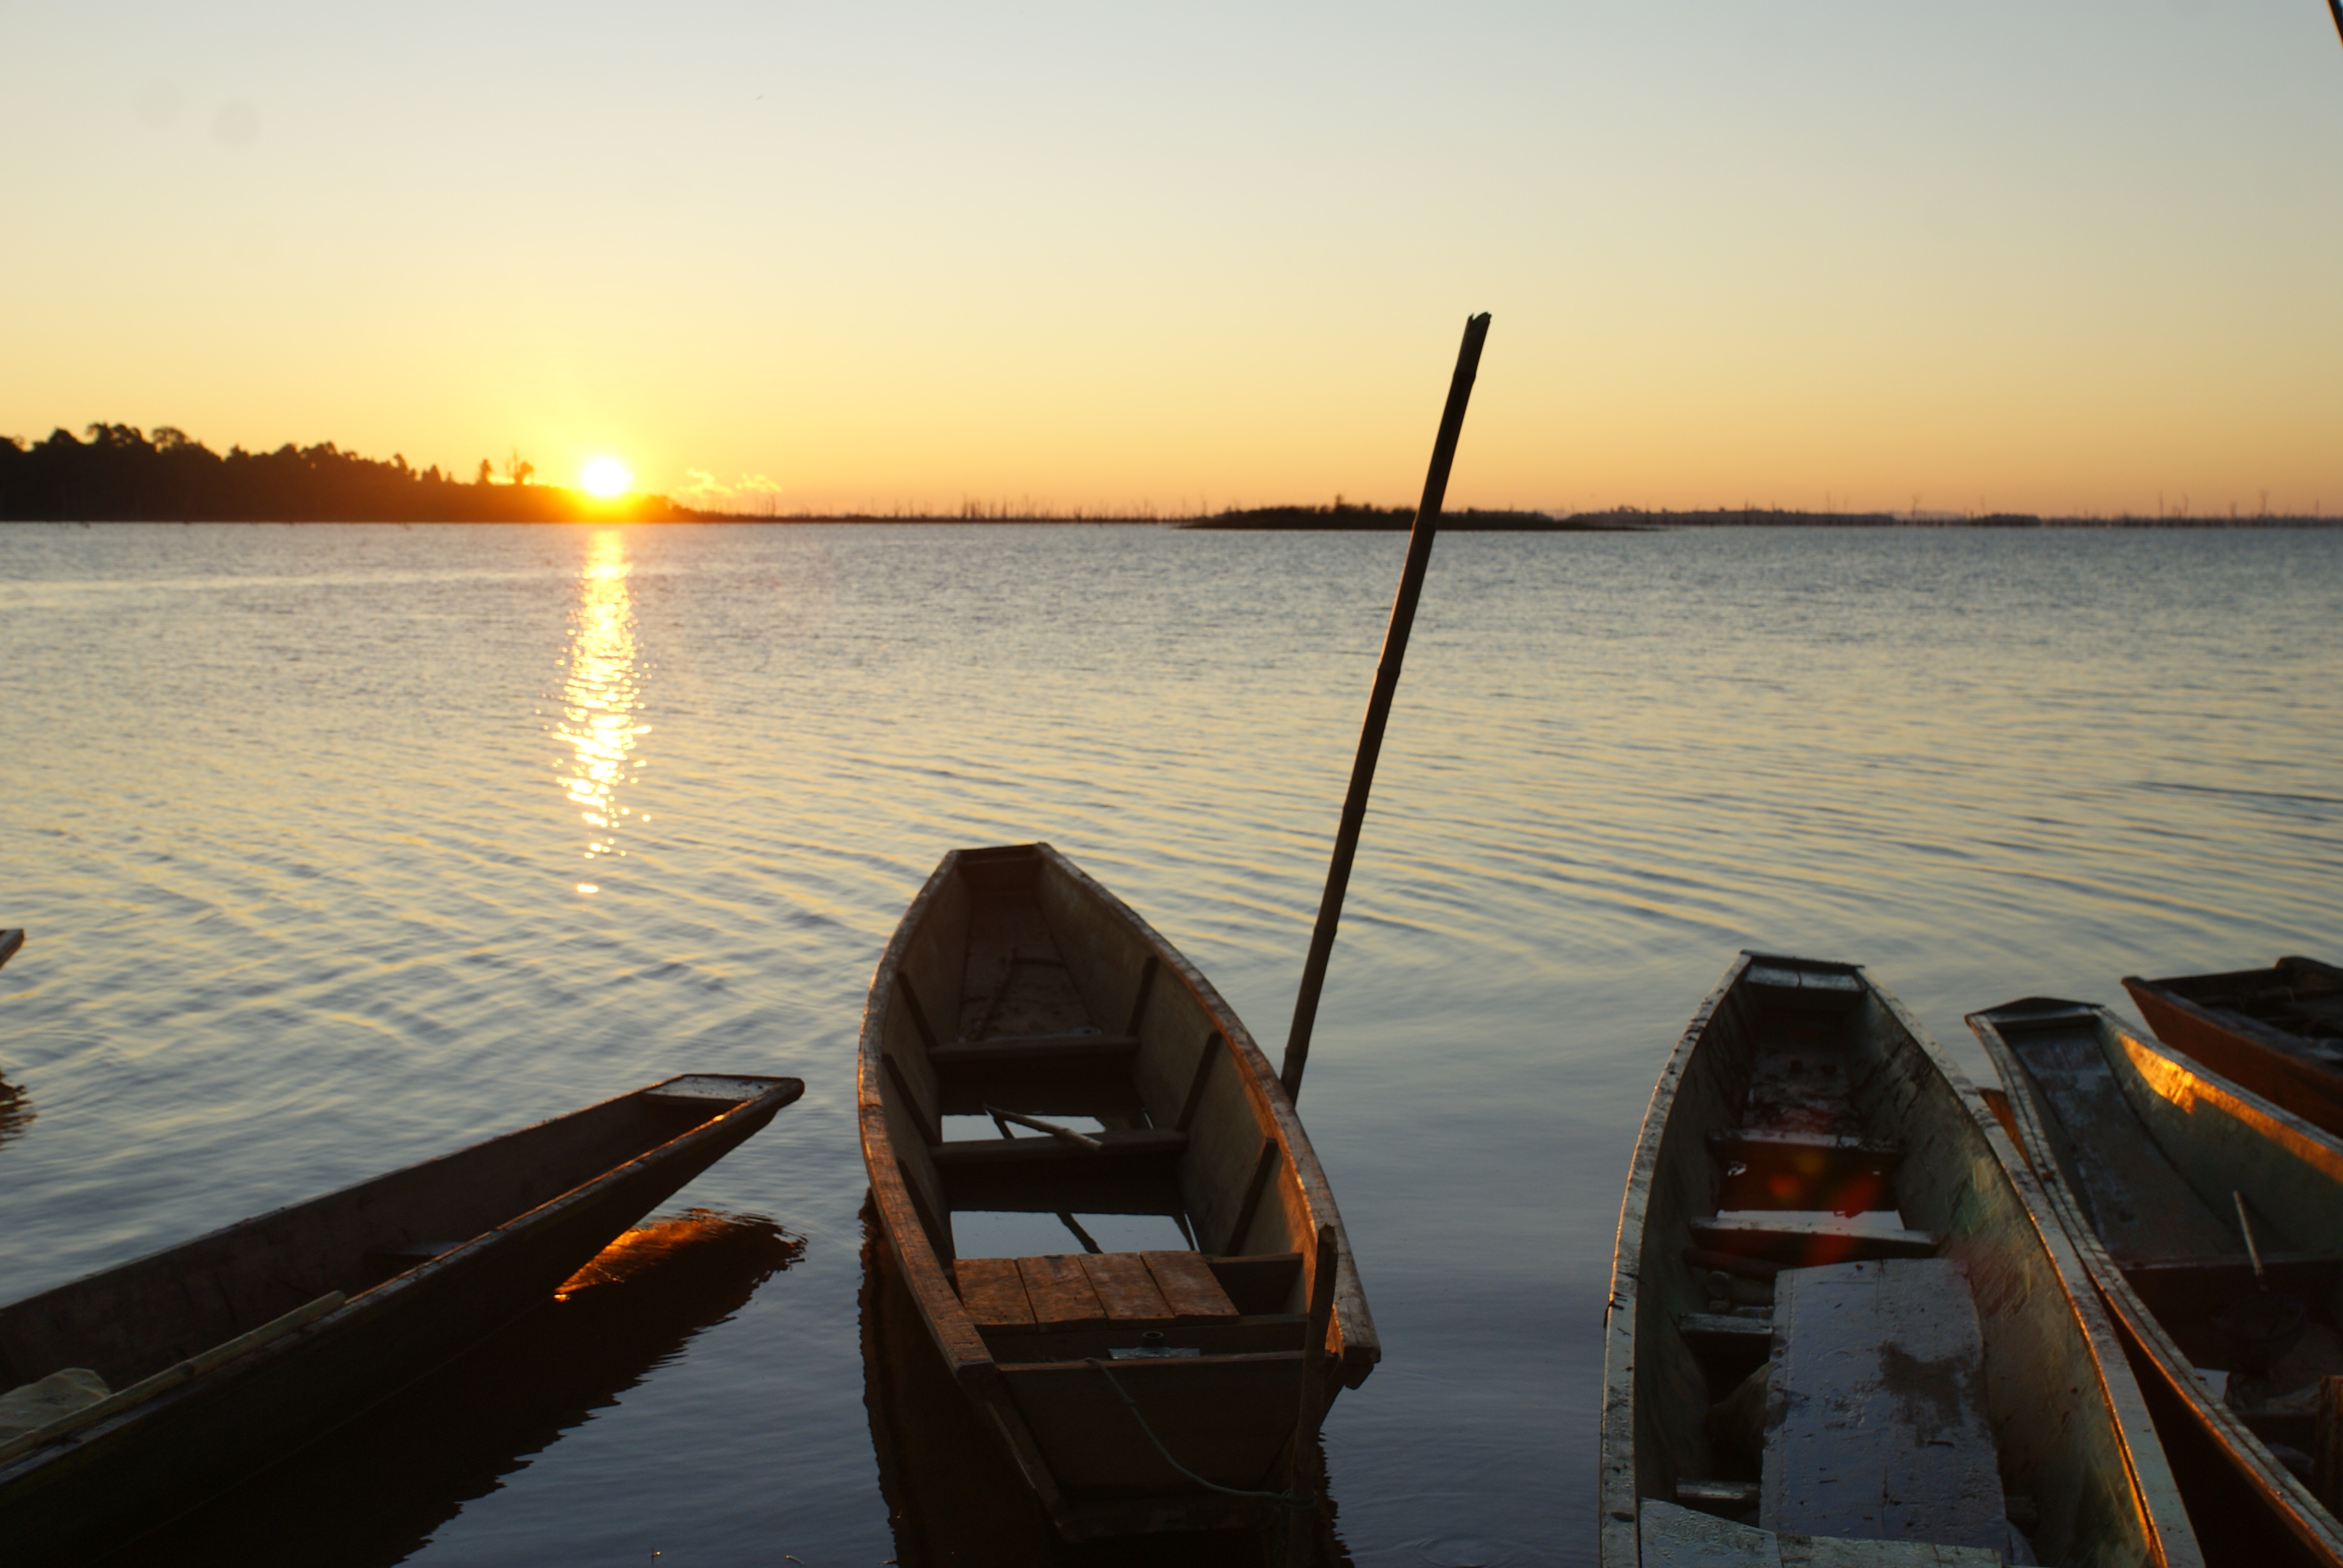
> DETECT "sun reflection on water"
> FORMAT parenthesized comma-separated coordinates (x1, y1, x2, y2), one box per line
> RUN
(553, 529, 647, 867)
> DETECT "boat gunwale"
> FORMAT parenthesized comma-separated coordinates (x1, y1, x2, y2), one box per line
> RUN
(1601, 953, 2197, 1568)
(1971, 996, 2343, 1565)
(0, 1071, 804, 1491)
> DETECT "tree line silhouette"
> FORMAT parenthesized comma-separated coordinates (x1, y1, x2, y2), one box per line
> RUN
(0, 424, 707, 522)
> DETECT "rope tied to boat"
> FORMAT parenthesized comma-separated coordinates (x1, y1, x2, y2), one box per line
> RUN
(1083, 1358, 1316, 1512)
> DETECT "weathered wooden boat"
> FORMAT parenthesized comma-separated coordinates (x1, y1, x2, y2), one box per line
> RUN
(2122, 957, 2343, 1138)
(1973, 996, 2343, 1566)
(0, 1072, 802, 1565)
(1601, 953, 2202, 1568)
(859, 841, 1375, 1540)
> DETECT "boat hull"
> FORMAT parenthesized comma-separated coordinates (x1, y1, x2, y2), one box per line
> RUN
(2123, 958, 2343, 1138)
(1974, 997, 2343, 1567)
(0, 1074, 801, 1565)
(858, 842, 1373, 1539)
(1601, 954, 2198, 1568)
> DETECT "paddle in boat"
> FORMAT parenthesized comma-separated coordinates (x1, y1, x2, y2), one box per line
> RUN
(0, 1072, 802, 1565)
(2122, 957, 2343, 1138)
(1973, 996, 2343, 1566)
(857, 841, 1375, 1540)
(1602, 953, 2201, 1568)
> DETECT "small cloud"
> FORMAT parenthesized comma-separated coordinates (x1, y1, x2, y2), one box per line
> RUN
(212, 101, 260, 151)
(673, 469, 785, 514)
(136, 82, 182, 128)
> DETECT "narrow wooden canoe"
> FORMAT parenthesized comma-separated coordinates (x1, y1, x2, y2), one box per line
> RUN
(858, 841, 1376, 1540)
(1973, 997, 2343, 1566)
(1601, 953, 2200, 1568)
(0, 1072, 802, 1565)
(2123, 958, 2343, 1137)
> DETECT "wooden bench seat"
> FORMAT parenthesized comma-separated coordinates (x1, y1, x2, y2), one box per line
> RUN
(1691, 1216, 1938, 1266)
(1761, 1258, 2005, 1550)
(929, 1033, 1139, 1068)
(955, 1250, 1242, 1331)
(931, 1126, 1185, 1166)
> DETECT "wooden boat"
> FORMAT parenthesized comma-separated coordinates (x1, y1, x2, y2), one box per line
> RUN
(2123, 958, 2343, 1137)
(1601, 953, 2201, 1568)
(857, 841, 1376, 1540)
(1973, 996, 2343, 1566)
(0, 1072, 802, 1565)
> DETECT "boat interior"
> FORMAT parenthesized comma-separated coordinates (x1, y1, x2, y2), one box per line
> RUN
(0, 1077, 773, 1401)
(1631, 958, 2148, 1566)
(874, 843, 1357, 1486)
(1979, 999, 2343, 1469)
(2158, 958, 2343, 1057)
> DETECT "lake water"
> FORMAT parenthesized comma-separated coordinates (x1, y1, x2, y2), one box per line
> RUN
(2, 521, 2339, 1567)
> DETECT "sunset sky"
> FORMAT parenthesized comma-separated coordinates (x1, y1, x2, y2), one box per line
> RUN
(5, 1, 2339, 517)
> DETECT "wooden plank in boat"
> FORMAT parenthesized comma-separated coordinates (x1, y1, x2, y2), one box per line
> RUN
(1761, 1258, 2005, 1550)
(1708, 1129, 1903, 1163)
(953, 1257, 1035, 1329)
(929, 1128, 1185, 1166)
(1016, 1255, 1104, 1330)
(643, 1075, 770, 1105)
(1080, 1253, 1170, 1321)
(1691, 1217, 1938, 1264)
(1678, 1312, 1772, 1349)
(928, 1032, 1138, 1067)
(1142, 1251, 1240, 1320)
(974, 1314, 1305, 1360)
(1640, 1502, 1999, 1568)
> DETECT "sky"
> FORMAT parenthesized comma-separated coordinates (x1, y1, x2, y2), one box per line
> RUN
(5, 0, 2341, 517)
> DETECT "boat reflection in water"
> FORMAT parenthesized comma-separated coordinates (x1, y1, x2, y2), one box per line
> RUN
(0, 1076, 30, 1148)
(858, 1202, 1354, 1568)
(0, 929, 27, 1148)
(156, 1209, 803, 1566)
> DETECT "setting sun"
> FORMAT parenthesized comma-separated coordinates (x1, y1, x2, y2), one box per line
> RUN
(579, 456, 632, 499)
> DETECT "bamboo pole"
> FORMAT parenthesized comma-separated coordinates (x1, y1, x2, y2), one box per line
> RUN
(1280, 313, 1491, 1103)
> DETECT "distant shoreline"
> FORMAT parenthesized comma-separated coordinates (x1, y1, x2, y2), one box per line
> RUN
(11, 512, 2341, 530)
(8, 427, 2336, 529)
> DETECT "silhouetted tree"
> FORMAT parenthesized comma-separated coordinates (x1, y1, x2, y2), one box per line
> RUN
(0, 422, 704, 521)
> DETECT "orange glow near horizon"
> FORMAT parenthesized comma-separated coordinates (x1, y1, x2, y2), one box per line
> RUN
(6, 8, 2338, 518)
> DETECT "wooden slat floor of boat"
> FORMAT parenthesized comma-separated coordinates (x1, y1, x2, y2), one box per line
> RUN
(954, 1252, 1240, 1333)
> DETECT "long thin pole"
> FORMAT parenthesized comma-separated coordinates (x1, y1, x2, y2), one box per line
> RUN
(1280, 312, 1490, 1103)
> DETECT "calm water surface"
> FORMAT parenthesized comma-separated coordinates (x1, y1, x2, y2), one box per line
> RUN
(2, 522, 2339, 1566)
